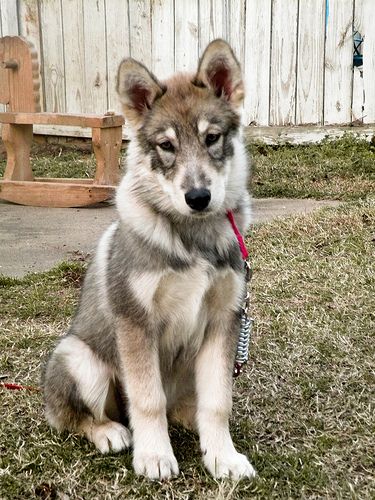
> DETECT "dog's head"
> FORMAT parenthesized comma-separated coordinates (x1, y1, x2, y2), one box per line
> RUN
(117, 40, 247, 218)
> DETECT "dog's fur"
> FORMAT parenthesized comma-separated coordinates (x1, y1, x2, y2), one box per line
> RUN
(43, 39, 255, 480)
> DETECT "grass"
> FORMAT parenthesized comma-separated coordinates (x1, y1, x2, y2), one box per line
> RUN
(249, 135, 375, 200)
(1, 198, 374, 498)
(1, 135, 374, 200)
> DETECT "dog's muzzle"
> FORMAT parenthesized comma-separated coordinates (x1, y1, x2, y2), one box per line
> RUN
(184, 188, 211, 211)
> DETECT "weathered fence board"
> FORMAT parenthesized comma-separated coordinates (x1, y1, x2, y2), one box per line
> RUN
(1, 0, 375, 140)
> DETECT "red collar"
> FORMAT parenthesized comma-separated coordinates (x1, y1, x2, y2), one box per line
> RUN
(226, 210, 248, 260)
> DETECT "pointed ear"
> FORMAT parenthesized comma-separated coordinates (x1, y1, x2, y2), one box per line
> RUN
(116, 58, 165, 128)
(195, 39, 244, 108)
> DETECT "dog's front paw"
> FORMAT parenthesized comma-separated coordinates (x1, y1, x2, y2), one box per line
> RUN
(88, 421, 132, 454)
(133, 450, 179, 480)
(203, 449, 256, 480)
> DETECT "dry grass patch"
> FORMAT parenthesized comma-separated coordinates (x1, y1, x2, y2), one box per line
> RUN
(0, 199, 374, 498)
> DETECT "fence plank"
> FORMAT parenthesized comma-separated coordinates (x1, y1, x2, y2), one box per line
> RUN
(226, 0, 245, 66)
(18, 0, 44, 110)
(175, 0, 198, 72)
(152, 0, 174, 79)
(324, 0, 354, 124)
(244, 0, 271, 126)
(360, 0, 375, 123)
(352, 0, 364, 123)
(270, 0, 298, 125)
(105, 0, 130, 112)
(40, 0, 65, 113)
(128, 0, 152, 68)
(296, 0, 325, 124)
(0, 0, 18, 35)
(82, 0, 108, 113)
(61, 0, 85, 113)
(198, 0, 225, 54)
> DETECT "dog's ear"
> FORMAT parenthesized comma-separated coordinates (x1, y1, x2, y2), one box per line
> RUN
(117, 58, 164, 128)
(195, 39, 244, 108)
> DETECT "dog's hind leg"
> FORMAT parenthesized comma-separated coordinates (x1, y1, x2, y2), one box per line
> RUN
(43, 335, 131, 453)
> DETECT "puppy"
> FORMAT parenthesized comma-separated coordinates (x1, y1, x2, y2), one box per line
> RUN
(43, 39, 255, 481)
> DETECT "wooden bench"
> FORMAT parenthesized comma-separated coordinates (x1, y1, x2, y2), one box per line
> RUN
(0, 36, 124, 207)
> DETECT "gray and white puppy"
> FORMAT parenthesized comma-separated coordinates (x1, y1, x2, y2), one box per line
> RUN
(43, 39, 255, 481)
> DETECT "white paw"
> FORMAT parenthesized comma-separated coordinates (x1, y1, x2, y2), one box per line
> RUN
(203, 450, 256, 480)
(133, 450, 179, 480)
(90, 421, 132, 453)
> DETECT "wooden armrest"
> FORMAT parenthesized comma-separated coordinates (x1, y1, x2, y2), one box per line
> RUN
(0, 112, 124, 128)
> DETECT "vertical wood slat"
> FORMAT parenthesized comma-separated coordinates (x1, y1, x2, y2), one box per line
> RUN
(226, 0, 245, 67)
(324, 0, 354, 125)
(0, 0, 18, 36)
(360, 0, 375, 123)
(175, 0, 198, 72)
(296, 0, 325, 125)
(105, 0, 130, 112)
(270, 0, 299, 126)
(352, 0, 364, 123)
(152, 0, 174, 79)
(82, 0, 108, 113)
(61, 0, 85, 113)
(40, 0, 65, 113)
(18, 0, 44, 111)
(128, 0, 152, 68)
(198, 0, 226, 55)
(244, 0, 272, 126)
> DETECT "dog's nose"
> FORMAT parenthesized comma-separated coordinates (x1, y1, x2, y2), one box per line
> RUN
(185, 188, 211, 211)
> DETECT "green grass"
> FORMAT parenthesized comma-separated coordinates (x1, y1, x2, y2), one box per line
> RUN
(249, 135, 375, 200)
(1, 198, 374, 498)
(1, 135, 374, 200)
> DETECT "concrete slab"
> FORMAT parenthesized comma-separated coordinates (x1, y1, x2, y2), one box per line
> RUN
(0, 198, 340, 277)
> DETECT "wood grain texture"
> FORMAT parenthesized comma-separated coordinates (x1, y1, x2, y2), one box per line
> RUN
(105, 0, 130, 112)
(296, 0, 325, 124)
(82, 0, 108, 113)
(270, 0, 298, 126)
(152, 0, 174, 79)
(226, 0, 245, 66)
(198, 0, 225, 54)
(324, 0, 354, 124)
(128, 0, 152, 67)
(244, 0, 272, 126)
(175, 0, 199, 72)
(18, 0, 44, 110)
(40, 0, 66, 113)
(92, 126, 122, 185)
(1, 123, 33, 181)
(0, 0, 19, 36)
(360, 0, 375, 123)
(0, 112, 124, 128)
(61, 0, 85, 113)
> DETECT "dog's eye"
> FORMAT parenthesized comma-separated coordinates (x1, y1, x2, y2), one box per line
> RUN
(158, 141, 174, 152)
(205, 133, 221, 146)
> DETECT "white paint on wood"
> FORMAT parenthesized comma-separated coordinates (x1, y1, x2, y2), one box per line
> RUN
(82, 0, 108, 113)
(296, 0, 325, 124)
(198, 0, 225, 54)
(128, 0, 152, 67)
(40, 0, 66, 113)
(226, 0, 245, 66)
(0, 0, 18, 35)
(324, 0, 354, 124)
(175, 0, 199, 72)
(360, 0, 375, 123)
(105, 0, 130, 113)
(270, 0, 298, 126)
(152, 0, 174, 79)
(61, 0, 85, 113)
(244, 0, 272, 126)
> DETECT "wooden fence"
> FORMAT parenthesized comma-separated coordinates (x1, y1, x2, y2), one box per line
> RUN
(1, 0, 375, 139)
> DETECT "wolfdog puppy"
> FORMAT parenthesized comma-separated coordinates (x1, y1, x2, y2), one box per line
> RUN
(43, 39, 255, 480)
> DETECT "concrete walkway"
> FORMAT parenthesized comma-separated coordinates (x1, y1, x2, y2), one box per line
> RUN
(0, 198, 340, 277)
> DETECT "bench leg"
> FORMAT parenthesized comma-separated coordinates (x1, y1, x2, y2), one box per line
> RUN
(92, 126, 122, 185)
(2, 123, 33, 181)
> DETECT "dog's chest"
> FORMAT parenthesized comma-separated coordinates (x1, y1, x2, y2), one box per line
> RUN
(128, 258, 242, 353)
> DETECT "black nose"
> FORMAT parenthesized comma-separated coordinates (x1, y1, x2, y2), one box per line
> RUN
(185, 188, 211, 211)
